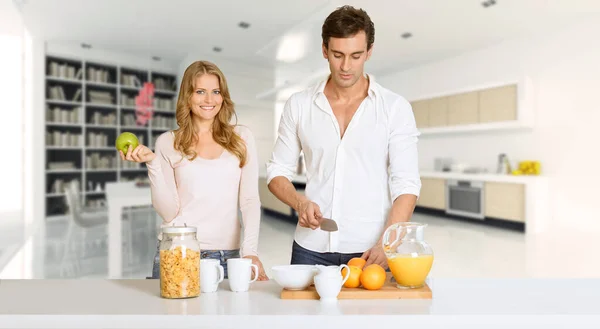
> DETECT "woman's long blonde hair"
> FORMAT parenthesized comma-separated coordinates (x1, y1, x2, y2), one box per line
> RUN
(173, 61, 247, 167)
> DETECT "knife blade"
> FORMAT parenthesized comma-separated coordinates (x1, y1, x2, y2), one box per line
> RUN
(319, 217, 338, 232)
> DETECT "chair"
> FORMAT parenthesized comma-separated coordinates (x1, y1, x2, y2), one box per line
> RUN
(61, 181, 134, 277)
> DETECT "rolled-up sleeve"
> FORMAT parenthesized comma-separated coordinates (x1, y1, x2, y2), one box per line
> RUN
(266, 94, 301, 185)
(388, 98, 422, 202)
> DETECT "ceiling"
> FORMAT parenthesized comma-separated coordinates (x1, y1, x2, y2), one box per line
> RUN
(16, 0, 600, 79)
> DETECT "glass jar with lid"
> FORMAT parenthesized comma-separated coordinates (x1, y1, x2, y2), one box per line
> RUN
(159, 225, 201, 298)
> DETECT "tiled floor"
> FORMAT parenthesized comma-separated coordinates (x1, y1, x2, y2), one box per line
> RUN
(0, 208, 598, 279)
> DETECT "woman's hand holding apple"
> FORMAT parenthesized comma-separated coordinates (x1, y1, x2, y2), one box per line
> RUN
(120, 144, 156, 163)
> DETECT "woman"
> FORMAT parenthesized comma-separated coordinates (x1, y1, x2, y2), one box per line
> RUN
(120, 60, 268, 280)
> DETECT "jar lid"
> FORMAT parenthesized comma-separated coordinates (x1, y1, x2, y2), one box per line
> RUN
(162, 225, 197, 234)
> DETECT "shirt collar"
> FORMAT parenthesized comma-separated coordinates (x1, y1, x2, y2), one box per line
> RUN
(312, 73, 379, 102)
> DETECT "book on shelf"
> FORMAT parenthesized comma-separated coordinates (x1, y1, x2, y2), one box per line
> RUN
(151, 115, 177, 129)
(152, 77, 177, 91)
(48, 86, 83, 102)
(48, 162, 77, 170)
(88, 90, 115, 104)
(46, 131, 83, 147)
(48, 86, 66, 100)
(48, 62, 80, 80)
(120, 93, 138, 106)
(86, 132, 109, 147)
(154, 97, 175, 110)
(87, 67, 110, 84)
(122, 114, 143, 126)
(89, 112, 116, 125)
(46, 105, 81, 123)
(121, 74, 142, 88)
(86, 152, 117, 169)
(72, 88, 82, 101)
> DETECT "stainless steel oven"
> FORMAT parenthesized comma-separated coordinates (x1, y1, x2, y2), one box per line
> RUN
(446, 179, 485, 220)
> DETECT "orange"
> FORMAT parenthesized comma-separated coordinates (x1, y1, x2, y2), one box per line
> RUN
(347, 257, 366, 269)
(341, 266, 362, 288)
(360, 264, 386, 290)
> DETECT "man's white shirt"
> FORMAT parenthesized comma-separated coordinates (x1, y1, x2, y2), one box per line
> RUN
(266, 74, 421, 253)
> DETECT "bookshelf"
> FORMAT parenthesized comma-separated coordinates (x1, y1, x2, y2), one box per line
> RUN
(45, 55, 178, 219)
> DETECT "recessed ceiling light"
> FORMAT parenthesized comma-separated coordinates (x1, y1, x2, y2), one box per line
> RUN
(152, 56, 161, 61)
(213, 47, 222, 53)
(81, 43, 92, 49)
(481, 0, 496, 8)
(238, 21, 251, 29)
(401, 32, 412, 39)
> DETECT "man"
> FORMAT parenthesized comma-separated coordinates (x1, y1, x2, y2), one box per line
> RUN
(266, 5, 421, 269)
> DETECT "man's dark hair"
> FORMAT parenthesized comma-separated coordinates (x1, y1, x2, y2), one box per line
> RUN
(321, 5, 375, 50)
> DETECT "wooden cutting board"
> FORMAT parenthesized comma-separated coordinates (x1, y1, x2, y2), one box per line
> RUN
(280, 273, 432, 299)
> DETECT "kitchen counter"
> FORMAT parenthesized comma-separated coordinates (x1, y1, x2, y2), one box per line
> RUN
(0, 278, 598, 328)
(419, 170, 550, 235)
(419, 170, 546, 184)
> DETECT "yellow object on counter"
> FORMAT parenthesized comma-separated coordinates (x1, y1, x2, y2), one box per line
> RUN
(512, 161, 541, 175)
(387, 254, 434, 289)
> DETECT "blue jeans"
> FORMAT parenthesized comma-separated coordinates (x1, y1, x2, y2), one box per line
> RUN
(290, 240, 363, 266)
(149, 241, 240, 279)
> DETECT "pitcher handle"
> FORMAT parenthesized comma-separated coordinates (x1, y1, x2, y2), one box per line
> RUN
(340, 264, 350, 285)
(383, 224, 401, 252)
(249, 264, 259, 283)
(217, 265, 224, 284)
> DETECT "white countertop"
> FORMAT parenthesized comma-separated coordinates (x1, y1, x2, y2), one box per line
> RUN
(0, 278, 598, 328)
(261, 171, 543, 185)
(419, 170, 546, 184)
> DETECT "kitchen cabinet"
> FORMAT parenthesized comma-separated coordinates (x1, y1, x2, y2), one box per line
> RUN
(427, 97, 448, 127)
(484, 182, 525, 222)
(409, 78, 531, 136)
(447, 91, 479, 126)
(411, 100, 429, 128)
(478, 84, 517, 123)
(416, 178, 446, 210)
(259, 177, 291, 215)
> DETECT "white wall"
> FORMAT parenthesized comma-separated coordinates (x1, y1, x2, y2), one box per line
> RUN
(178, 54, 278, 174)
(0, 0, 24, 217)
(377, 15, 600, 232)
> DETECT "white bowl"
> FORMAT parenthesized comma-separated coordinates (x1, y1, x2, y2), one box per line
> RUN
(271, 265, 317, 290)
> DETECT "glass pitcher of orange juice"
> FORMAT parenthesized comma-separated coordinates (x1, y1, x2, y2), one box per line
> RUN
(382, 222, 433, 289)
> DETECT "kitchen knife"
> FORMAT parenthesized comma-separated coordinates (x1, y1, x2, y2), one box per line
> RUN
(319, 217, 338, 232)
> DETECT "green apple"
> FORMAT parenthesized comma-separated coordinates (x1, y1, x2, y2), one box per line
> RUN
(115, 132, 139, 154)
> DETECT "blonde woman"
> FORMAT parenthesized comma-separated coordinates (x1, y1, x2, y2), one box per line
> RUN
(120, 60, 268, 280)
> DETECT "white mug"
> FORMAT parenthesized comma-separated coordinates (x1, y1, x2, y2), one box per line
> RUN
(200, 259, 224, 293)
(227, 258, 258, 292)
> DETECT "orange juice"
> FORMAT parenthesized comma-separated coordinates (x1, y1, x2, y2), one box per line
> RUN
(387, 254, 434, 288)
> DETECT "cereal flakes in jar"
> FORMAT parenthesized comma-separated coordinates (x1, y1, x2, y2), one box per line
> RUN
(159, 225, 201, 299)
